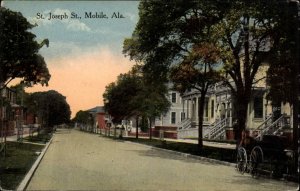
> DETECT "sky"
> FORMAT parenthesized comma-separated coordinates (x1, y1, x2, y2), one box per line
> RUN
(3, 0, 139, 117)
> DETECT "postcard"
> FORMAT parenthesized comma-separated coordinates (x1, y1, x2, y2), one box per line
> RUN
(0, 1, 299, 190)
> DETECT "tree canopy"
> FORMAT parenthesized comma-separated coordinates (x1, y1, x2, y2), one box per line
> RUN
(27, 90, 71, 128)
(0, 7, 50, 87)
(170, 42, 222, 148)
(72, 110, 93, 125)
(103, 65, 170, 126)
(123, 0, 292, 140)
(103, 69, 142, 123)
(266, 2, 299, 104)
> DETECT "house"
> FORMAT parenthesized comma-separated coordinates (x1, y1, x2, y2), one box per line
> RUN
(177, 63, 293, 143)
(120, 83, 184, 138)
(153, 83, 183, 139)
(0, 86, 18, 136)
(87, 106, 110, 133)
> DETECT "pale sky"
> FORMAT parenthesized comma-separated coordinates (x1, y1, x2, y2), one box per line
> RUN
(4, 1, 139, 117)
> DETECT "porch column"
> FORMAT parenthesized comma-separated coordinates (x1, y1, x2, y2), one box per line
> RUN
(195, 97, 199, 122)
(225, 101, 228, 117)
(182, 99, 185, 120)
(187, 99, 189, 119)
(192, 98, 195, 120)
(228, 101, 232, 127)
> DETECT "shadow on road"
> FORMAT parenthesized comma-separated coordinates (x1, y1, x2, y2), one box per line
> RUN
(125, 148, 222, 166)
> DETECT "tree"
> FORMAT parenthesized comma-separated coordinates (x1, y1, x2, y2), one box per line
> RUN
(103, 65, 170, 139)
(132, 69, 170, 139)
(72, 110, 94, 131)
(103, 71, 142, 124)
(73, 110, 91, 124)
(170, 43, 222, 148)
(124, 0, 286, 143)
(266, 1, 300, 174)
(103, 69, 143, 138)
(10, 83, 29, 106)
(27, 90, 71, 130)
(0, 6, 51, 154)
(0, 7, 50, 88)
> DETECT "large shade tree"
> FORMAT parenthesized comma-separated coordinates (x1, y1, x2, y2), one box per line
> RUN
(266, 1, 300, 174)
(123, 0, 288, 143)
(0, 6, 50, 88)
(103, 65, 170, 139)
(27, 90, 71, 129)
(103, 69, 142, 124)
(0, 5, 50, 155)
(73, 110, 92, 125)
(170, 43, 222, 148)
(129, 65, 170, 139)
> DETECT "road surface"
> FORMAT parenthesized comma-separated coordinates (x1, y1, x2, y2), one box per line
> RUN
(26, 129, 298, 191)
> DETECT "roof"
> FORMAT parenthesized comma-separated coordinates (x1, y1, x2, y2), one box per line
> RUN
(86, 106, 105, 114)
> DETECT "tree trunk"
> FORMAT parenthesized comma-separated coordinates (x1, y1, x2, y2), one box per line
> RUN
(197, 90, 206, 150)
(235, 95, 249, 147)
(136, 116, 139, 139)
(149, 117, 152, 140)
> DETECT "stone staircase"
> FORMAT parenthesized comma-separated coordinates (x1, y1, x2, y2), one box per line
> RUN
(178, 118, 192, 130)
(177, 118, 198, 139)
(254, 114, 291, 141)
(177, 118, 227, 140)
(204, 118, 227, 140)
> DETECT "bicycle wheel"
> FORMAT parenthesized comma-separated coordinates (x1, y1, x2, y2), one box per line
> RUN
(236, 147, 247, 174)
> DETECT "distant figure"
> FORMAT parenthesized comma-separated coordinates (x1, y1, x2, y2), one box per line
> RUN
(239, 130, 257, 150)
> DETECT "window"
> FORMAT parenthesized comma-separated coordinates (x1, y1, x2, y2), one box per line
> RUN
(211, 100, 214, 118)
(254, 97, 263, 118)
(171, 93, 176, 103)
(171, 112, 176, 124)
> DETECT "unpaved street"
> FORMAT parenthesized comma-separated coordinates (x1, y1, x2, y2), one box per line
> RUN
(26, 129, 298, 191)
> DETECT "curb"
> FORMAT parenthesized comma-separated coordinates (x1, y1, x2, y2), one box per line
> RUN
(151, 146, 236, 167)
(123, 140, 236, 167)
(16, 135, 54, 191)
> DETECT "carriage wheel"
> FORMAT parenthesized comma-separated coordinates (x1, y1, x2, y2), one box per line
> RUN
(249, 146, 264, 177)
(236, 147, 247, 174)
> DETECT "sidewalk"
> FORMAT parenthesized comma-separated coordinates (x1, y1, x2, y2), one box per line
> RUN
(5, 127, 38, 142)
(120, 134, 236, 150)
(81, 129, 236, 149)
(170, 138, 236, 150)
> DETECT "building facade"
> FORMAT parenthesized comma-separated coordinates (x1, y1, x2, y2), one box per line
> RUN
(0, 87, 18, 137)
(177, 64, 293, 141)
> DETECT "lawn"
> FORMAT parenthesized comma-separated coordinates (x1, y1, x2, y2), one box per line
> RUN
(23, 132, 52, 144)
(115, 136, 237, 163)
(0, 141, 45, 190)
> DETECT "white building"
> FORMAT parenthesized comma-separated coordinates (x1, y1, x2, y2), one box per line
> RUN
(177, 80, 292, 141)
(154, 88, 184, 128)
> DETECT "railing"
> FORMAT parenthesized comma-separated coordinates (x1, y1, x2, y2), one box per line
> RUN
(255, 114, 289, 140)
(255, 114, 273, 130)
(208, 119, 218, 128)
(204, 118, 227, 139)
(211, 128, 226, 140)
(178, 118, 192, 130)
